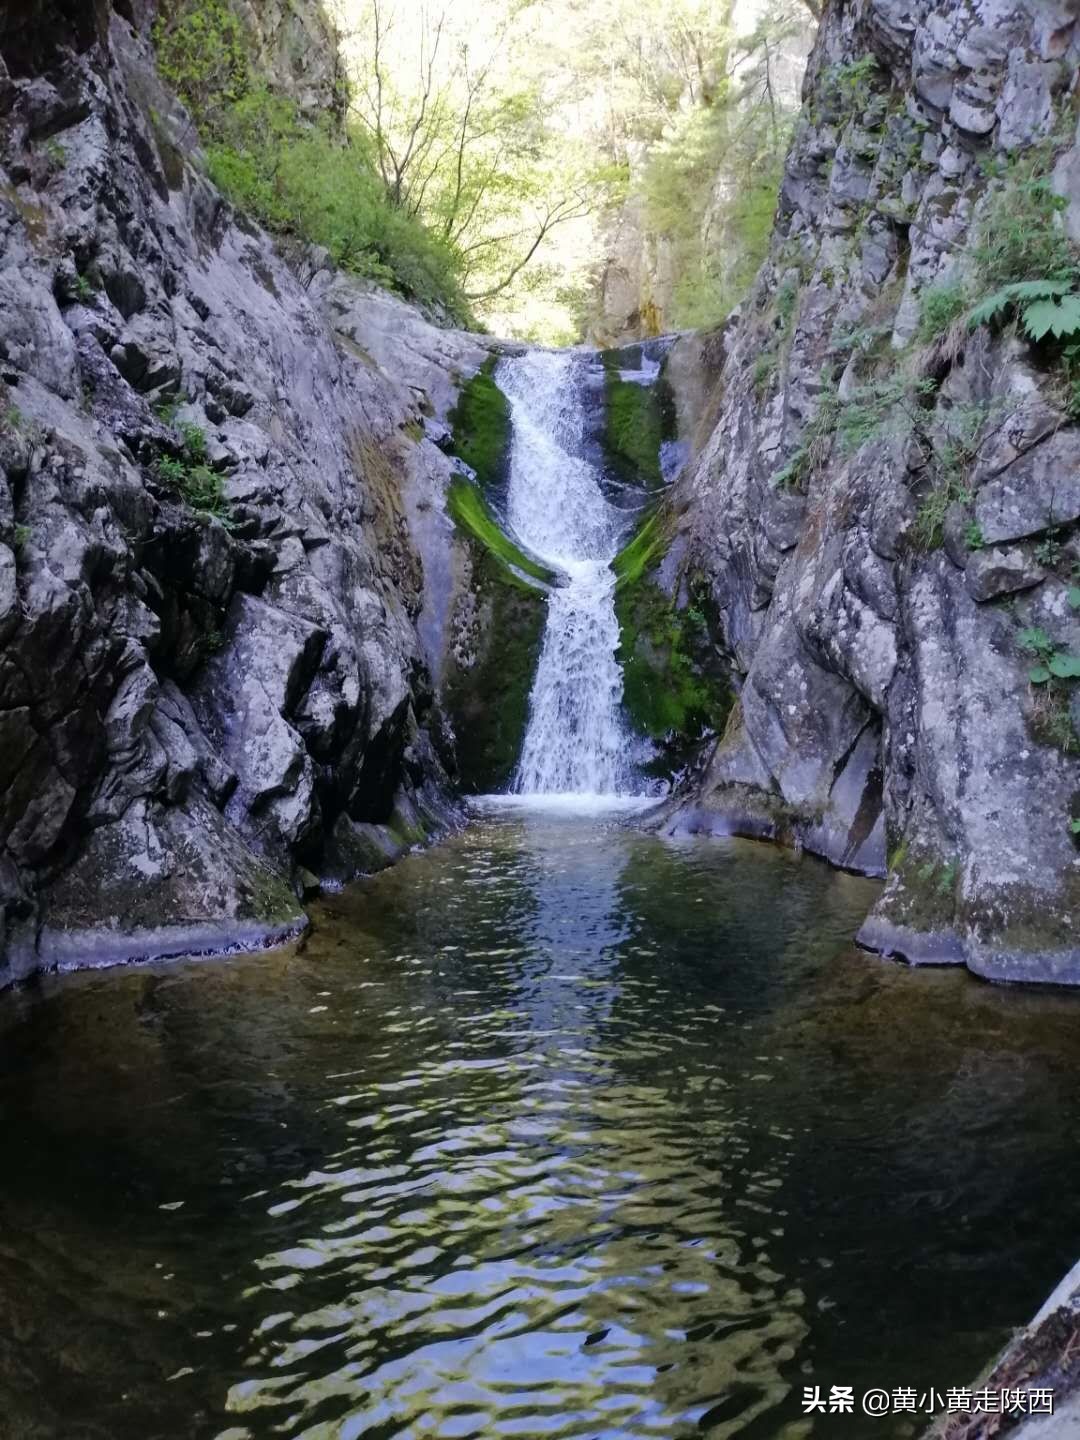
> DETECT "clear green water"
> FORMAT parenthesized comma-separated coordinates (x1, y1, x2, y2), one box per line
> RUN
(3, 809, 1080, 1440)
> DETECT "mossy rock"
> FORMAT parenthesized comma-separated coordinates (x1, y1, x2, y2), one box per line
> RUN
(442, 542, 546, 793)
(447, 476, 554, 587)
(599, 346, 676, 491)
(610, 506, 731, 777)
(448, 354, 512, 496)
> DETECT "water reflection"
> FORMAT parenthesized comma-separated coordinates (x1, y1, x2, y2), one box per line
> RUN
(231, 813, 803, 1438)
(1, 814, 1080, 1440)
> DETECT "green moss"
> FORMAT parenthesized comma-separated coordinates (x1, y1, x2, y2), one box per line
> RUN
(600, 348, 672, 490)
(615, 580, 730, 743)
(442, 381, 551, 788)
(612, 506, 674, 589)
(446, 477, 553, 587)
(448, 356, 512, 493)
(442, 545, 547, 793)
(609, 507, 731, 771)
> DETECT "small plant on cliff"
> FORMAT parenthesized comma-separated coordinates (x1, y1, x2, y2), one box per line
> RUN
(155, 421, 229, 522)
(775, 391, 840, 493)
(973, 144, 1076, 291)
(918, 281, 969, 342)
(1019, 626, 1080, 754)
(1019, 626, 1080, 685)
(817, 55, 882, 121)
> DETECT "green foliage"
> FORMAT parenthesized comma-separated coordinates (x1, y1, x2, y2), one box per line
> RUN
(154, 418, 230, 521)
(203, 89, 469, 318)
(965, 521, 984, 551)
(918, 281, 969, 341)
(73, 273, 96, 302)
(446, 477, 553, 586)
(1035, 529, 1064, 567)
(615, 578, 730, 744)
(154, 6, 468, 319)
(12, 524, 30, 549)
(176, 419, 207, 460)
(640, 32, 797, 332)
(967, 279, 1080, 341)
(153, 0, 250, 131)
(1019, 625, 1080, 687)
(448, 359, 512, 492)
(913, 474, 970, 550)
(609, 508, 729, 768)
(972, 146, 1076, 290)
(774, 389, 840, 492)
(3, 405, 23, 431)
(820, 55, 882, 117)
(753, 352, 778, 395)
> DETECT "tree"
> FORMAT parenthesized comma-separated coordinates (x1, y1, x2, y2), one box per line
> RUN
(335, 0, 603, 310)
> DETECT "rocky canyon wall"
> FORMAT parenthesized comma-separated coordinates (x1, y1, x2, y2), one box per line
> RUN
(0, 1, 501, 983)
(661, 0, 1080, 983)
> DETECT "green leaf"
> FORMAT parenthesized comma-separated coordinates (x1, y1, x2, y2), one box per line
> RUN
(1022, 294, 1080, 341)
(1003, 279, 1073, 300)
(968, 289, 1017, 329)
(1029, 664, 1052, 683)
(1049, 652, 1080, 679)
(1070, 818, 1080, 835)
(1018, 626, 1054, 656)
(1067, 586, 1080, 609)
(968, 281, 1075, 332)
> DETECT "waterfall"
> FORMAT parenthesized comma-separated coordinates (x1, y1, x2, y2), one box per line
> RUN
(495, 350, 637, 797)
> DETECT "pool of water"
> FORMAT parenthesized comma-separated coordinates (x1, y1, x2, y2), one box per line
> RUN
(3, 810, 1080, 1439)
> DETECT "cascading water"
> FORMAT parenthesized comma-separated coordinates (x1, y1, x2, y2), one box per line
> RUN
(495, 350, 637, 797)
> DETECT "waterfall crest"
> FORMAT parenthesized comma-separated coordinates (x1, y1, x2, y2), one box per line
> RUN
(495, 351, 636, 797)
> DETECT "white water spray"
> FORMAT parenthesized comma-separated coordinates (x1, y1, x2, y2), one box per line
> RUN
(496, 350, 638, 797)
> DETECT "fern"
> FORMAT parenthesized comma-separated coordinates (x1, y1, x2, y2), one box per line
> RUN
(1022, 294, 1080, 341)
(967, 279, 1072, 330)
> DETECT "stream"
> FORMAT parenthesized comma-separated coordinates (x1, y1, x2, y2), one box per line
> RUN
(4, 354, 1080, 1440)
(3, 811, 1080, 1438)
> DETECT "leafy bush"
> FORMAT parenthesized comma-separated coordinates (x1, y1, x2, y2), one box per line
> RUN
(154, 8, 469, 320)
(155, 420, 230, 521)
(154, 0, 250, 131)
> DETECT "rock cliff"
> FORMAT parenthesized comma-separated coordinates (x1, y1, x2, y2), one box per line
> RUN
(659, 0, 1080, 983)
(0, 1, 500, 983)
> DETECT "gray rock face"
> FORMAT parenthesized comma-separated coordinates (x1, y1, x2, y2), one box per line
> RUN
(662, 0, 1080, 985)
(0, 5, 488, 983)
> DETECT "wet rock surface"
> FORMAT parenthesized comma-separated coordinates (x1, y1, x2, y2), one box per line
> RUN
(0, 4, 493, 982)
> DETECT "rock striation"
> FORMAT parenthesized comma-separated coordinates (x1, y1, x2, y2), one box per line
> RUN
(661, 0, 1080, 984)
(0, 2, 499, 983)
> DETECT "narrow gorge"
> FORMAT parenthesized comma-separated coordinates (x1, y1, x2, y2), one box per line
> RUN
(4, 0, 1080, 1435)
